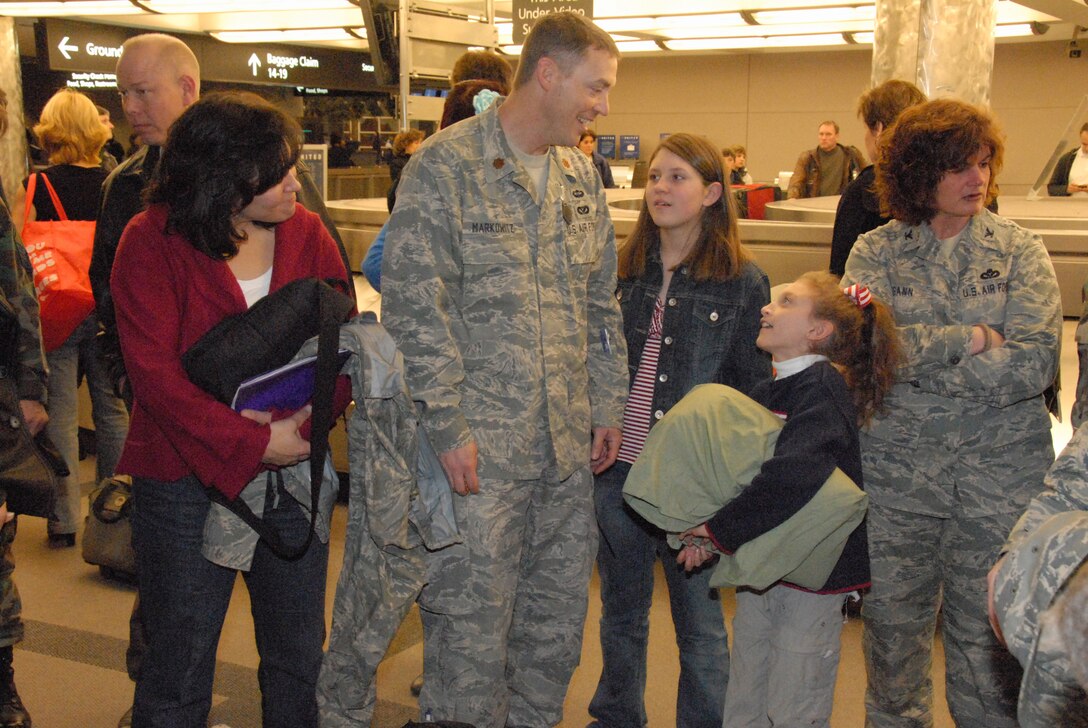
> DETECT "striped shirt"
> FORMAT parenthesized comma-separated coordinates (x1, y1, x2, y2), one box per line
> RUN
(618, 297, 665, 464)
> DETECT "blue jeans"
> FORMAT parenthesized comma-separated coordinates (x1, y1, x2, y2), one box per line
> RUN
(590, 461, 729, 728)
(45, 314, 129, 534)
(131, 475, 328, 728)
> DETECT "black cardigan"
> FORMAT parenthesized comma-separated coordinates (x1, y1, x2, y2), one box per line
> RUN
(707, 361, 870, 593)
(1048, 148, 1079, 197)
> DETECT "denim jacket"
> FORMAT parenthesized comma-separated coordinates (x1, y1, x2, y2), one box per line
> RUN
(616, 252, 771, 424)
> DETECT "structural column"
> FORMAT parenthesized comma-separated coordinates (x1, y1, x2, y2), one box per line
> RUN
(0, 17, 28, 205)
(871, 0, 997, 106)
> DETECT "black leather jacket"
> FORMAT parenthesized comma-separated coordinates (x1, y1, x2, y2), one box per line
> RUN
(616, 252, 771, 425)
(1048, 148, 1078, 197)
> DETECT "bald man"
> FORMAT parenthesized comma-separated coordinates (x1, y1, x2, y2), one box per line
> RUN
(90, 34, 200, 403)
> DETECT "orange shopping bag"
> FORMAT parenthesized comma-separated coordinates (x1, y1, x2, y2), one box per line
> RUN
(21, 172, 96, 352)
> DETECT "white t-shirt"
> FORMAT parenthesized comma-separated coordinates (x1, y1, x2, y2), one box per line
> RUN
(236, 266, 273, 308)
(1069, 148, 1088, 196)
(510, 144, 550, 202)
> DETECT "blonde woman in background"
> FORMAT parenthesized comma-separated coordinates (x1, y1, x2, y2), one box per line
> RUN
(20, 89, 128, 548)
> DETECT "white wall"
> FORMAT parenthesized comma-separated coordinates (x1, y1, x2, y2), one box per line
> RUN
(599, 41, 1088, 194)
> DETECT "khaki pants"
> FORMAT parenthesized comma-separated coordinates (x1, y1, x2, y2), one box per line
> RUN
(724, 586, 847, 728)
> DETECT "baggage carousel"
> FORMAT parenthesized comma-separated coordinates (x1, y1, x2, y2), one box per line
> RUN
(328, 191, 1088, 317)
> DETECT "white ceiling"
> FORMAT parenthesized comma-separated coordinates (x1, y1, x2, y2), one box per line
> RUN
(1, 0, 1081, 54)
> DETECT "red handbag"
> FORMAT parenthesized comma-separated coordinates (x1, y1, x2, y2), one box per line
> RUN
(21, 172, 96, 352)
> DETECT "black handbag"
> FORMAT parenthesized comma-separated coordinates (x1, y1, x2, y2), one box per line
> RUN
(0, 287, 69, 518)
(0, 378, 69, 518)
(82, 476, 137, 581)
(182, 277, 354, 560)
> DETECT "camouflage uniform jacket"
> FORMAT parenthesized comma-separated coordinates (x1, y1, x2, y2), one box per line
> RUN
(0, 197, 46, 404)
(318, 315, 459, 727)
(381, 100, 628, 481)
(993, 425, 1088, 727)
(843, 209, 1061, 517)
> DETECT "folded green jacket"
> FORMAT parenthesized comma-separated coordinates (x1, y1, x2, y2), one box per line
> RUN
(623, 383, 867, 590)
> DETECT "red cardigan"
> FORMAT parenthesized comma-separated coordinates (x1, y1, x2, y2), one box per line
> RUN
(111, 203, 350, 499)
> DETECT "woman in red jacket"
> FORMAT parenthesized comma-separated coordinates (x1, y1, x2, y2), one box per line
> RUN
(111, 91, 349, 728)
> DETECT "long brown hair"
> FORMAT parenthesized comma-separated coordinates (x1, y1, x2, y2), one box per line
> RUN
(798, 271, 900, 426)
(618, 133, 751, 282)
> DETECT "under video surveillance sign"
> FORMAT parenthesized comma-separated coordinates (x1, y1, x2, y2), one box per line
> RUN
(512, 0, 594, 43)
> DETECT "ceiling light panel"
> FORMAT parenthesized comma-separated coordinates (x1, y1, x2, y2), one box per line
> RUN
(993, 23, 1035, 37)
(994, 2, 1058, 23)
(141, 0, 358, 12)
(751, 6, 875, 25)
(660, 19, 873, 40)
(664, 32, 849, 51)
(0, 1, 144, 16)
(590, 0, 883, 15)
(210, 28, 366, 43)
(200, 8, 365, 31)
(592, 16, 658, 33)
(765, 33, 848, 47)
(664, 37, 769, 51)
(613, 40, 663, 52)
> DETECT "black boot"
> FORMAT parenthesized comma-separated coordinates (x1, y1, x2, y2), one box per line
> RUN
(0, 647, 30, 728)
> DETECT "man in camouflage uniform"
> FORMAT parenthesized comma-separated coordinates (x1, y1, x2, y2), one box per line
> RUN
(0, 87, 48, 728)
(381, 12, 628, 728)
(990, 424, 1088, 727)
(842, 99, 1061, 728)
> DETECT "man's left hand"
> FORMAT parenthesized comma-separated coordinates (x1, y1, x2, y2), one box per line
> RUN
(590, 427, 621, 475)
(19, 400, 48, 436)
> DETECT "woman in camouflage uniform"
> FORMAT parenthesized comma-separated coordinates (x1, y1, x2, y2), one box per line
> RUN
(843, 99, 1061, 728)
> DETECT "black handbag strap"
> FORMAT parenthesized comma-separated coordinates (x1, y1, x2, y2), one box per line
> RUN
(206, 283, 343, 561)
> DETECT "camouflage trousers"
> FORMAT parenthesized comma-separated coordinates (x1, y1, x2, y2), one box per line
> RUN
(1073, 341, 1088, 429)
(0, 516, 21, 648)
(863, 504, 1022, 728)
(418, 466, 596, 728)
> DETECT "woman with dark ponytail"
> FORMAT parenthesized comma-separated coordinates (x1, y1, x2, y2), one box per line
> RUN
(677, 270, 899, 728)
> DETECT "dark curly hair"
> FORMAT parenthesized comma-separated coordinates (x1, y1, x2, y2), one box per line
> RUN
(619, 133, 751, 283)
(875, 98, 1004, 226)
(450, 50, 513, 91)
(147, 91, 301, 260)
(797, 271, 900, 426)
(392, 128, 424, 156)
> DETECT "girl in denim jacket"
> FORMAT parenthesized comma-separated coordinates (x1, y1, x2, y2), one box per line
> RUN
(589, 133, 770, 728)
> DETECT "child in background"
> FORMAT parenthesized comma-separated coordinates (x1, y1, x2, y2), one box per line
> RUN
(677, 271, 900, 728)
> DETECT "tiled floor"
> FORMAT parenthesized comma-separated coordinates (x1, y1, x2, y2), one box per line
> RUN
(11, 285, 1076, 727)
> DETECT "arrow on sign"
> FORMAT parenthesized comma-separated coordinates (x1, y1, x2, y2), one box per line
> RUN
(58, 36, 79, 60)
(248, 53, 261, 77)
